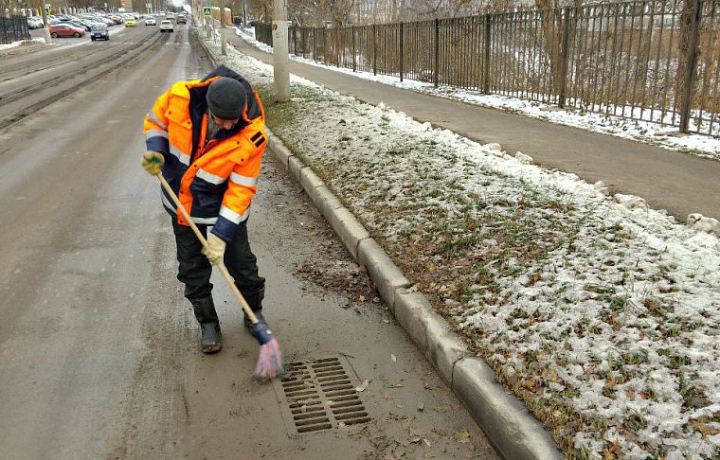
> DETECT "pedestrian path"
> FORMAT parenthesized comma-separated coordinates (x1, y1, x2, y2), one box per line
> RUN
(223, 29, 720, 224)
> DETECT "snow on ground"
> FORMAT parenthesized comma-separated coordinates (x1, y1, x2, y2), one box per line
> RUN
(0, 37, 46, 51)
(234, 26, 720, 161)
(205, 32, 720, 460)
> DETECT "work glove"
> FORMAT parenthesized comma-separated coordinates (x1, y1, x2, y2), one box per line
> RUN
(203, 233, 227, 265)
(141, 151, 164, 176)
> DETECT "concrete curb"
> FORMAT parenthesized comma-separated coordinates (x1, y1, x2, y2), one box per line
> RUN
(266, 131, 563, 460)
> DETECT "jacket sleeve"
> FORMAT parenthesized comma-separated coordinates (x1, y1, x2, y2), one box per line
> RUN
(143, 90, 171, 158)
(210, 124, 267, 243)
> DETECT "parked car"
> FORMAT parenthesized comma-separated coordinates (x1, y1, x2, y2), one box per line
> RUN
(159, 20, 174, 32)
(125, 19, 137, 27)
(26, 17, 43, 29)
(145, 17, 156, 26)
(49, 24, 85, 38)
(176, 14, 187, 24)
(90, 24, 109, 41)
(69, 20, 91, 32)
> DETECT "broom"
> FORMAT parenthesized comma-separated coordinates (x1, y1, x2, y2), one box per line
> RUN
(156, 170, 285, 380)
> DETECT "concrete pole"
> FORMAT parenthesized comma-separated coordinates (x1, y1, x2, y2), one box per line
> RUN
(272, 0, 290, 102)
(220, 5, 226, 55)
(40, 3, 51, 44)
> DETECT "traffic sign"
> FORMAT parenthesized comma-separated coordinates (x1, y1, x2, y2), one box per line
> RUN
(203, 7, 211, 17)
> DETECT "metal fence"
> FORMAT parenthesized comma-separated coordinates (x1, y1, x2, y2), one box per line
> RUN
(256, 0, 720, 137)
(0, 16, 30, 45)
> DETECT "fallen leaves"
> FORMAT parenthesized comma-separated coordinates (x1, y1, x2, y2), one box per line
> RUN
(694, 423, 719, 440)
(457, 430, 470, 444)
(356, 379, 370, 392)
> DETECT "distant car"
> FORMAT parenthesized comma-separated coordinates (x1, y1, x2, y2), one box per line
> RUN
(176, 15, 187, 24)
(160, 20, 174, 32)
(145, 17, 156, 26)
(27, 17, 43, 29)
(69, 20, 92, 32)
(90, 24, 109, 41)
(49, 24, 85, 38)
(125, 19, 137, 27)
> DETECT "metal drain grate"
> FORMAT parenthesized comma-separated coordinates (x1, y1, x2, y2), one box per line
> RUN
(277, 356, 370, 434)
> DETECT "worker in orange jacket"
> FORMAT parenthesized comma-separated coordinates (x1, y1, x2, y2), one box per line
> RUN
(142, 65, 268, 353)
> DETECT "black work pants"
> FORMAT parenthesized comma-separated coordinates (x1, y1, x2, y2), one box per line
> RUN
(171, 218, 265, 305)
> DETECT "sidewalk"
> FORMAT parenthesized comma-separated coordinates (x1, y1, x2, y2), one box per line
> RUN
(223, 29, 720, 224)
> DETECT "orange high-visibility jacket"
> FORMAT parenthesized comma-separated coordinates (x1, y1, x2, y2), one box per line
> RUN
(143, 66, 267, 243)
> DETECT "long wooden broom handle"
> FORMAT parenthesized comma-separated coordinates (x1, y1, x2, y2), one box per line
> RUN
(157, 172, 259, 324)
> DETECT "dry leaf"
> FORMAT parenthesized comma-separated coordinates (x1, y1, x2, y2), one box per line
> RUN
(606, 374, 617, 389)
(422, 438, 431, 447)
(695, 424, 720, 439)
(356, 379, 370, 392)
(359, 295, 366, 302)
(458, 430, 470, 444)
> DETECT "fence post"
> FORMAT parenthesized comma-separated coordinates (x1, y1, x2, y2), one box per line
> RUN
(291, 26, 296, 55)
(373, 24, 378, 76)
(400, 22, 404, 82)
(336, 27, 340, 67)
(557, 7, 573, 108)
(322, 26, 326, 64)
(679, 0, 702, 133)
(484, 14, 491, 94)
(352, 26, 356, 72)
(434, 18, 440, 88)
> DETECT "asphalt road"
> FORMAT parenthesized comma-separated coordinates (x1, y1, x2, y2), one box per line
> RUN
(0, 23, 499, 460)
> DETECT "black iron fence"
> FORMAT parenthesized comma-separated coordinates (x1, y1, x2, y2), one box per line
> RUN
(256, 0, 720, 137)
(1, 16, 31, 45)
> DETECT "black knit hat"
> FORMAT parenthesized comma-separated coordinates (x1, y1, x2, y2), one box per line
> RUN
(206, 77, 246, 120)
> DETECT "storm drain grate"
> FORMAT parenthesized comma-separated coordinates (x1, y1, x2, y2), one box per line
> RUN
(277, 356, 371, 434)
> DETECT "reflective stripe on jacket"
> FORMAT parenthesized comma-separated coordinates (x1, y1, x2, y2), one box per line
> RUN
(143, 66, 267, 243)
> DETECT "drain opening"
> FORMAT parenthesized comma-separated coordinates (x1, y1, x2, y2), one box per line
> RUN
(277, 356, 371, 434)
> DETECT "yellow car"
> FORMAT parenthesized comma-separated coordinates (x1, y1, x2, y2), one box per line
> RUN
(125, 19, 136, 27)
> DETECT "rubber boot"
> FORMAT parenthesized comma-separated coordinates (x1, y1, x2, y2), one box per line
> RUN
(242, 289, 266, 331)
(190, 296, 222, 353)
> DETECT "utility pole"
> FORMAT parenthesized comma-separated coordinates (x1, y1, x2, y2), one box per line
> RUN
(40, 2, 51, 44)
(272, 0, 290, 102)
(220, 4, 226, 55)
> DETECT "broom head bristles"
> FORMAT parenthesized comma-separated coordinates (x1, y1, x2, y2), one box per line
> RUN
(251, 322, 285, 380)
